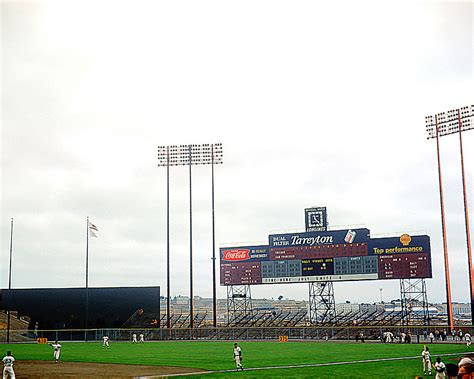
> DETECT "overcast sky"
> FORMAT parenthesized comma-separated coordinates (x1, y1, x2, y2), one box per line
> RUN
(1, 0, 473, 305)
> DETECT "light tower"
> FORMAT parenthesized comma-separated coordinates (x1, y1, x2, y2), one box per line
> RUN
(425, 105, 473, 328)
(158, 144, 223, 328)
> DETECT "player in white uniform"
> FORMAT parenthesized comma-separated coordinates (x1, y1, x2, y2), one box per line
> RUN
(233, 343, 243, 371)
(132, 333, 138, 343)
(139, 333, 145, 343)
(433, 357, 446, 379)
(50, 341, 62, 363)
(465, 332, 471, 347)
(2, 351, 15, 379)
(103, 336, 110, 348)
(421, 346, 432, 375)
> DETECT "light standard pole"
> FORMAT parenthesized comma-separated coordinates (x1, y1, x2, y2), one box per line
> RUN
(158, 143, 223, 328)
(210, 143, 223, 327)
(426, 104, 474, 327)
(7, 218, 13, 343)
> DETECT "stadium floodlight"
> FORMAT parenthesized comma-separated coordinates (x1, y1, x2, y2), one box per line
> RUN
(157, 143, 223, 329)
(425, 105, 473, 139)
(425, 104, 474, 328)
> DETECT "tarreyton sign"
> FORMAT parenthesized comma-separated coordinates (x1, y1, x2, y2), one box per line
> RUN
(268, 228, 370, 247)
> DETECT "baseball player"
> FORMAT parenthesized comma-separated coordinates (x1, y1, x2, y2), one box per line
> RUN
(432, 357, 446, 379)
(132, 333, 138, 343)
(233, 343, 243, 371)
(421, 346, 432, 375)
(2, 351, 15, 379)
(102, 335, 110, 348)
(139, 333, 145, 343)
(465, 332, 471, 347)
(50, 341, 62, 363)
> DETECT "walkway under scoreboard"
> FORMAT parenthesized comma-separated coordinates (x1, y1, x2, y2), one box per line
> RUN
(220, 229, 431, 285)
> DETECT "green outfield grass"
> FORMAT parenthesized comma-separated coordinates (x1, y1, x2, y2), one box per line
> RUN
(0, 340, 471, 378)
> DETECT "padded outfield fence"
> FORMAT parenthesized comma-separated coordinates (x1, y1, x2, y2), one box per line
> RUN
(1, 324, 472, 343)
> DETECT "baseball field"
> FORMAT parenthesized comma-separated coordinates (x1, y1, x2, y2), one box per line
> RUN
(0, 340, 472, 378)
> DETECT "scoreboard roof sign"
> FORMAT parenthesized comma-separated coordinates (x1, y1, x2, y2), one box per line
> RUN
(368, 234, 430, 255)
(269, 228, 370, 247)
(220, 246, 269, 262)
(305, 207, 328, 232)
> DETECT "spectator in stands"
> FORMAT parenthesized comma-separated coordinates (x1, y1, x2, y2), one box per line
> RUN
(401, 332, 406, 343)
(442, 329, 447, 341)
(34, 322, 39, 339)
(405, 333, 411, 344)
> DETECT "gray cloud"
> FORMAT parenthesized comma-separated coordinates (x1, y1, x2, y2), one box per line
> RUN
(1, 1, 473, 306)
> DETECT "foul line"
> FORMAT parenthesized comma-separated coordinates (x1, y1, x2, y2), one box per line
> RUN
(141, 351, 473, 378)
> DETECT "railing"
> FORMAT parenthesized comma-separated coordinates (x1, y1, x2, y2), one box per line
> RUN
(1, 324, 472, 343)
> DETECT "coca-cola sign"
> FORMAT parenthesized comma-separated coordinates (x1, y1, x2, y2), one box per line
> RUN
(223, 249, 250, 261)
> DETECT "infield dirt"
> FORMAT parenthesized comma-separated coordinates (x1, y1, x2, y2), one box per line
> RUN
(12, 360, 205, 378)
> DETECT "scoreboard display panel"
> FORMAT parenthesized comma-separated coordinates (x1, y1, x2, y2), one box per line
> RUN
(220, 230, 432, 286)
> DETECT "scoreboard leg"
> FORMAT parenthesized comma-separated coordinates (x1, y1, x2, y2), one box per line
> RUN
(309, 282, 336, 324)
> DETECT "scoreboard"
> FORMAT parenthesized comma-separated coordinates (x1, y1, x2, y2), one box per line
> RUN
(220, 229, 432, 286)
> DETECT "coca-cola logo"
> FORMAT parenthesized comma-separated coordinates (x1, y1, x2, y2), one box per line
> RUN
(223, 249, 250, 261)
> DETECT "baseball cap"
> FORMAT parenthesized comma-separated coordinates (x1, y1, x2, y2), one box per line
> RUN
(458, 357, 473, 367)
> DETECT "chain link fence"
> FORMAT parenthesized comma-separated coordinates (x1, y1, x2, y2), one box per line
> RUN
(1, 324, 472, 343)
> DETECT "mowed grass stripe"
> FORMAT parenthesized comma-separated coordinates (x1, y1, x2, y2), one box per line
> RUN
(146, 351, 473, 378)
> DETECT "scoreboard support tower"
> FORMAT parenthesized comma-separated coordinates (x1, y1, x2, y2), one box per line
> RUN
(226, 285, 253, 324)
(400, 278, 429, 326)
(308, 282, 336, 323)
(306, 207, 336, 324)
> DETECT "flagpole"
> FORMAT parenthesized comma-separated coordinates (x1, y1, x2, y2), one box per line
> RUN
(7, 218, 13, 343)
(85, 216, 89, 341)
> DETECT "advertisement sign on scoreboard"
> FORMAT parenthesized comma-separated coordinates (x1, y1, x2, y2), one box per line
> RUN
(368, 235, 430, 255)
(220, 246, 269, 262)
(269, 228, 370, 247)
(220, 232, 432, 286)
(305, 207, 328, 232)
